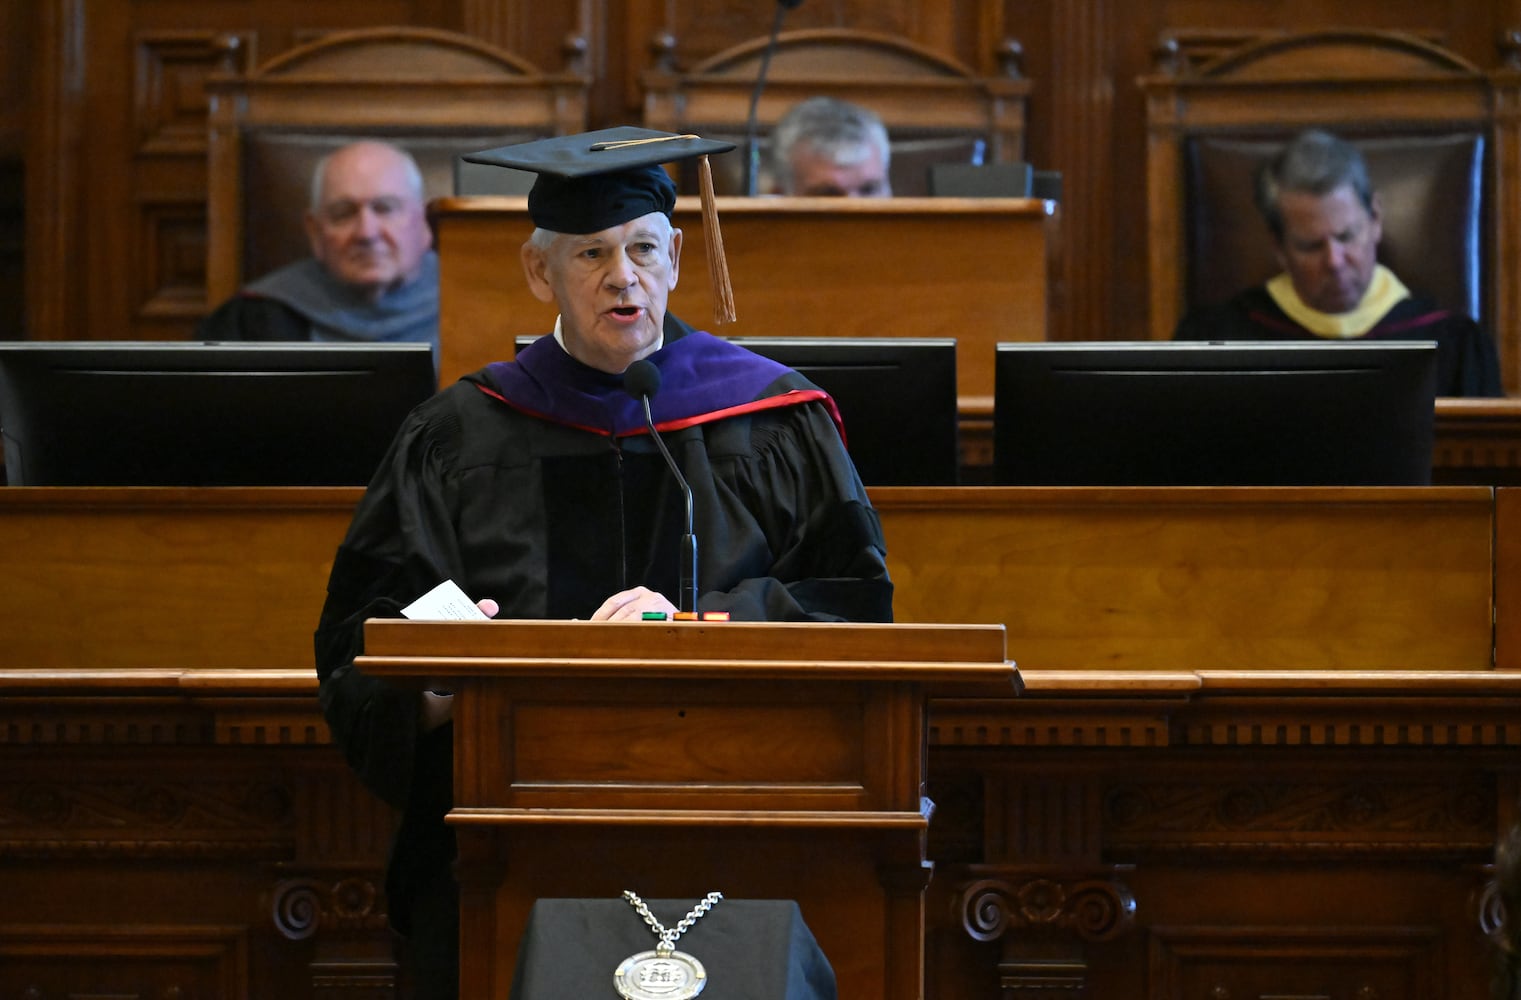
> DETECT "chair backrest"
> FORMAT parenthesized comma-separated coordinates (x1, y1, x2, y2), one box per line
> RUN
(642, 28, 1031, 197)
(1140, 29, 1520, 389)
(204, 26, 590, 304)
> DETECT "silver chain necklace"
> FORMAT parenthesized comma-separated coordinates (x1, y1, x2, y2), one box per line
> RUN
(615, 889, 723, 1000)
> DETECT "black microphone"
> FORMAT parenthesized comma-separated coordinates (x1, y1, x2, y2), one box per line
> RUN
(624, 359, 698, 614)
(742, 0, 805, 196)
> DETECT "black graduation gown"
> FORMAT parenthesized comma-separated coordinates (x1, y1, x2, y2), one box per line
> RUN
(196, 294, 315, 341)
(1173, 285, 1504, 397)
(313, 324, 893, 938)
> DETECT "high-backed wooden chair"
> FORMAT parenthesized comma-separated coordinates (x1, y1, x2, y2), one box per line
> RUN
(642, 28, 1031, 197)
(204, 26, 589, 306)
(1140, 30, 1521, 391)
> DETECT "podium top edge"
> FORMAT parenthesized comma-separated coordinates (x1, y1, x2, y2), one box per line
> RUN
(361, 618, 1008, 666)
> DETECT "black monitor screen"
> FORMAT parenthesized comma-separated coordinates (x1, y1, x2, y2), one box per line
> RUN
(728, 337, 960, 486)
(0, 341, 437, 486)
(993, 340, 1438, 486)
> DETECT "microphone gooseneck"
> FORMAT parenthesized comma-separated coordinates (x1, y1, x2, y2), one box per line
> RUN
(742, 0, 804, 196)
(624, 359, 699, 614)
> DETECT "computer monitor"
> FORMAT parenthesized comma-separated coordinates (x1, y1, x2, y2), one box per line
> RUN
(0, 341, 437, 486)
(727, 337, 960, 486)
(993, 340, 1438, 486)
(927, 162, 1062, 202)
(928, 161, 1033, 198)
(512, 335, 961, 486)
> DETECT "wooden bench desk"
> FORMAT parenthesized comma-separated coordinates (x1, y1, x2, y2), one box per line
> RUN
(2, 485, 1516, 999)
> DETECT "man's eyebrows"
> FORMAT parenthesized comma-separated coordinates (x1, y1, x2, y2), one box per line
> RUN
(322, 195, 406, 212)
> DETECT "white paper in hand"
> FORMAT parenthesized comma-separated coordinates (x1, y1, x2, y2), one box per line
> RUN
(401, 579, 491, 621)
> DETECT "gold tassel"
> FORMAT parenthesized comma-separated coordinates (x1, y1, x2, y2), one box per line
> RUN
(698, 154, 737, 326)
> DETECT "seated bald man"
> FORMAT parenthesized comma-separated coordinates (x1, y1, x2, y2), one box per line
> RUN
(197, 139, 439, 363)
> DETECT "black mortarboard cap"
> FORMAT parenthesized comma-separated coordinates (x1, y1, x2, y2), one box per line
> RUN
(463, 128, 739, 323)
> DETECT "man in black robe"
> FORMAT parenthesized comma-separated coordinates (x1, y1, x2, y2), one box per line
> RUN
(314, 129, 893, 1000)
(1173, 128, 1503, 397)
(198, 140, 439, 365)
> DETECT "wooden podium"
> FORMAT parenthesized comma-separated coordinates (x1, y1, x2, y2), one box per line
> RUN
(357, 618, 1017, 1000)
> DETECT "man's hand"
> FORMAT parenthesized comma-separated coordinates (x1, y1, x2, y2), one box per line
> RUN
(416, 597, 495, 733)
(419, 691, 453, 732)
(592, 586, 678, 622)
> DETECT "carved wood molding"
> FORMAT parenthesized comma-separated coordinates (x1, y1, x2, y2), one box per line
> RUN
(0, 776, 295, 859)
(132, 30, 249, 155)
(0, 697, 330, 747)
(955, 871, 1137, 943)
(1102, 774, 1494, 860)
(932, 677, 1521, 749)
(1150, 924, 1442, 998)
(1151, 27, 1452, 78)
(0, 924, 248, 998)
(270, 875, 388, 941)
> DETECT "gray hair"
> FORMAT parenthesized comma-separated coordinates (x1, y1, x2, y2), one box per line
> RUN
(770, 97, 891, 192)
(1254, 129, 1375, 241)
(309, 140, 425, 212)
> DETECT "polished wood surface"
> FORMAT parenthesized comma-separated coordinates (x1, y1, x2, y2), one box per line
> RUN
(2, 484, 1516, 999)
(433, 194, 1056, 405)
(0, 486, 349, 670)
(3, 484, 1491, 673)
(879, 485, 1496, 670)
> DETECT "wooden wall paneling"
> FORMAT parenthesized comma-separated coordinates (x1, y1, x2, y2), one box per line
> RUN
(656, 0, 934, 67)
(24, 0, 89, 342)
(619, 1, 972, 107)
(627, 4, 1010, 170)
(88, 2, 139, 342)
(1499, 486, 1521, 669)
(0, 0, 27, 156)
(132, 30, 249, 334)
(1494, 46, 1521, 398)
(923, 673, 1521, 998)
(24, 1, 493, 344)
(0, 0, 29, 342)
(875, 486, 1495, 671)
(460, 0, 594, 98)
(0, 719, 398, 998)
(1046, 0, 1117, 345)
